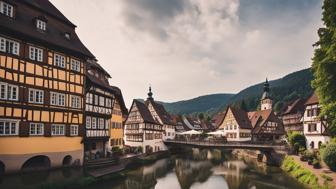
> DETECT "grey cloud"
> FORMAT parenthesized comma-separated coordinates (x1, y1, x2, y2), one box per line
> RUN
(122, 0, 190, 39)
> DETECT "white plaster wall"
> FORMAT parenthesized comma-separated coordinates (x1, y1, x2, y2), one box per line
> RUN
(306, 135, 330, 149)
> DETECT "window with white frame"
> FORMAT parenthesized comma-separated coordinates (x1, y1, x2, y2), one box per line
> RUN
(94, 95, 98, 105)
(99, 118, 104, 129)
(0, 1, 13, 17)
(70, 59, 80, 72)
(106, 98, 112, 108)
(105, 119, 110, 129)
(30, 123, 44, 135)
(29, 46, 43, 62)
(70, 125, 78, 136)
(71, 95, 80, 108)
(99, 96, 104, 106)
(86, 93, 93, 104)
(50, 92, 65, 106)
(0, 82, 18, 101)
(0, 37, 19, 55)
(92, 117, 96, 129)
(29, 88, 44, 104)
(36, 19, 46, 31)
(86, 116, 91, 129)
(51, 124, 65, 136)
(54, 53, 65, 68)
(0, 120, 18, 136)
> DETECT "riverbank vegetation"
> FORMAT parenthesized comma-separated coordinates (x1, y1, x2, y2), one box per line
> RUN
(281, 156, 333, 189)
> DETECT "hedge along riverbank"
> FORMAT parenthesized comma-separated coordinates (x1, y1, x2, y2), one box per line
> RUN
(281, 156, 333, 189)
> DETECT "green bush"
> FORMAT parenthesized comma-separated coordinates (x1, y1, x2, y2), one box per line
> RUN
(288, 132, 306, 147)
(322, 143, 336, 171)
(281, 156, 319, 187)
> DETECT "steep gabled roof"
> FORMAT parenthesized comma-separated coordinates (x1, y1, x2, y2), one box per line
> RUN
(229, 106, 253, 129)
(146, 100, 174, 125)
(211, 112, 225, 129)
(305, 93, 319, 105)
(133, 100, 160, 125)
(248, 109, 285, 135)
(21, 0, 75, 27)
(282, 98, 306, 115)
(0, 0, 94, 58)
(110, 86, 128, 115)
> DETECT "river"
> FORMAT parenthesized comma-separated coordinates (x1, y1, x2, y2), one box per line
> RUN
(0, 149, 305, 189)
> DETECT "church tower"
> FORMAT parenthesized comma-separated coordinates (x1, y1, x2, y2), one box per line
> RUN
(261, 78, 273, 110)
(147, 86, 154, 101)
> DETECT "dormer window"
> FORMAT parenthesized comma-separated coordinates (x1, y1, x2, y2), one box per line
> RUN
(36, 19, 46, 31)
(64, 33, 71, 40)
(0, 1, 13, 17)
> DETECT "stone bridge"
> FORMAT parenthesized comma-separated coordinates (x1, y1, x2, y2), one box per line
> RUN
(164, 140, 287, 166)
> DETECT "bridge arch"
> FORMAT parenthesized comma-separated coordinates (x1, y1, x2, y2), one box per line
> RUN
(21, 155, 51, 172)
(62, 155, 72, 167)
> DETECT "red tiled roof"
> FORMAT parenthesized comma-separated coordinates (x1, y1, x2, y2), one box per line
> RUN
(305, 93, 319, 105)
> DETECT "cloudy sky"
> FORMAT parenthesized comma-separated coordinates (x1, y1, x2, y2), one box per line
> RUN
(50, 0, 323, 106)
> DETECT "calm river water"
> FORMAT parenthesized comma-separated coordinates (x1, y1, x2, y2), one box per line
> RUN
(0, 149, 306, 189)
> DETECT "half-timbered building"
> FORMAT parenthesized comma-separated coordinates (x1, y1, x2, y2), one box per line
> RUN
(218, 106, 252, 142)
(303, 93, 330, 149)
(145, 87, 175, 141)
(248, 79, 285, 141)
(108, 86, 128, 150)
(124, 99, 166, 154)
(0, 0, 93, 174)
(84, 60, 114, 158)
(281, 98, 305, 133)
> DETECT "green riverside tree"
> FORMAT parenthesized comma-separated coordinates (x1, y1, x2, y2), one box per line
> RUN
(311, 0, 336, 136)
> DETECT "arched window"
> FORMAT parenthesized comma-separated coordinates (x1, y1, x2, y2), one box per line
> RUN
(310, 141, 315, 149)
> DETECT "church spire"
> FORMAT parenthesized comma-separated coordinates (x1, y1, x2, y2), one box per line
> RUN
(147, 85, 154, 101)
(264, 78, 269, 93)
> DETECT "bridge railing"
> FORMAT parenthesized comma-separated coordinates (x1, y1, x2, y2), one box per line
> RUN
(165, 138, 288, 150)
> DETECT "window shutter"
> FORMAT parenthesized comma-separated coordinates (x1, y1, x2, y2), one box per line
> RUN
(25, 44, 30, 59)
(43, 48, 47, 63)
(78, 125, 84, 137)
(22, 87, 29, 103)
(19, 121, 30, 137)
(65, 124, 71, 137)
(44, 90, 50, 105)
(44, 123, 51, 137)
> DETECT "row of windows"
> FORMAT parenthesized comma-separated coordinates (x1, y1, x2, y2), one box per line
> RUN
(0, 36, 81, 71)
(126, 135, 142, 142)
(111, 122, 123, 129)
(307, 108, 320, 117)
(86, 116, 110, 129)
(86, 93, 112, 107)
(29, 123, 78, 136)
(0, 82, 81, 108)
(0, 121, 78, 136)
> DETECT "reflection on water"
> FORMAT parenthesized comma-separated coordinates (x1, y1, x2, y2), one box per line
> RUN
(0, 149, 306, 189)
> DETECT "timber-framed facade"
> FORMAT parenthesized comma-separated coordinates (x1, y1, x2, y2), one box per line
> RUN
(0, 0, 94, 174)
(84, 60, 120, 159)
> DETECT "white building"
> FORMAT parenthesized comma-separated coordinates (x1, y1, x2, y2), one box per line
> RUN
(303, 93, 330, 149)
(145, 87, 175, 141)
(124, 87, 174, 153)
(218, 106, 252, 142)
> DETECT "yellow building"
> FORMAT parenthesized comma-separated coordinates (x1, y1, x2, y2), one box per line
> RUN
(0, 0, 94, 174)
(109, 86, 128, 150)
